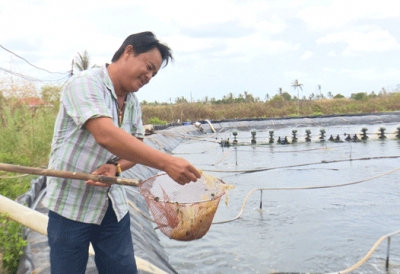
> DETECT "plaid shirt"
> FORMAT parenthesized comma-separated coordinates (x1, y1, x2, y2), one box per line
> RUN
(43, 64, 145, 224)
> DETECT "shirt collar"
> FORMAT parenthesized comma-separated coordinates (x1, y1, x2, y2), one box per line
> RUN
(101, 64, 117, 100)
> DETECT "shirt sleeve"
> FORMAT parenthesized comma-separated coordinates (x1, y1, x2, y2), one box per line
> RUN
(61, 74, 112, 128)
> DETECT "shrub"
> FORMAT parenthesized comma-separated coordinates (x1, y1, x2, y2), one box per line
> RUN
(0, 217, 27, 274)
(147, 117, 168, 125)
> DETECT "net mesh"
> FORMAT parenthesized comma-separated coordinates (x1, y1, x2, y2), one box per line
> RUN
(138, 173, 225, 241)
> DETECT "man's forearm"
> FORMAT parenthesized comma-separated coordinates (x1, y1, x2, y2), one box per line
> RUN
(86, 118, 170, 171)
(86, 117, 200, 184)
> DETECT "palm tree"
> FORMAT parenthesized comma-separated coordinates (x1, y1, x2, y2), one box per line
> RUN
(74, 50, 95, 71)
(317, 84, 322, 99)
(291, 79, 303, 115)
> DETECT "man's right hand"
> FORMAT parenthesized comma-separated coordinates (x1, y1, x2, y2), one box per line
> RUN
(164, 157, 201, 185)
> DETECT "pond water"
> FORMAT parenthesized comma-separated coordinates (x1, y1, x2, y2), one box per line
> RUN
(157, 121, 400, 274)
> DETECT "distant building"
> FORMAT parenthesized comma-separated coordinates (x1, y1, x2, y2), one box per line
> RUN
(19, 97, 53, 108)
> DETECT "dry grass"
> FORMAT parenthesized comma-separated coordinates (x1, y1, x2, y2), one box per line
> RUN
(141, 94, 400, 124)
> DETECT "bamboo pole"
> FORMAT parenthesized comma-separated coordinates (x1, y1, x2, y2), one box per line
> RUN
(0, 163, 140, 187)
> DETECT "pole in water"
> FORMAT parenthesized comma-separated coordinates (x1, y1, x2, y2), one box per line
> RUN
(235, 147, 238, 166)
(259, 189, 263, 209)
(386, 236, 391, 269)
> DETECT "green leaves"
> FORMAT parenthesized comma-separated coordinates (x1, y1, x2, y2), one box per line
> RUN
(0, 216, 27, 274)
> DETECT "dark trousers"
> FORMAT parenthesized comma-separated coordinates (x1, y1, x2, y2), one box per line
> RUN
(47, 201, 137, 274)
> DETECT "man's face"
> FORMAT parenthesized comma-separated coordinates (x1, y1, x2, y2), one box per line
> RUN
(121, 47, 162, 92)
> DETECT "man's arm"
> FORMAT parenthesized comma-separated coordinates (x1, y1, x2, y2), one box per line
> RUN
(118, 137, 144, 170)
(85, 117, 201, 184)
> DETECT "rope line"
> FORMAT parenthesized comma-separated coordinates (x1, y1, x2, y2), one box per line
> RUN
(201, 155, 400, 173)
(212, 149, 233, 165)
(328, 229, 400, 274)
(0, 44, 68, 74)
(213, 166, 400, 224)
(0, 174, 31, 179)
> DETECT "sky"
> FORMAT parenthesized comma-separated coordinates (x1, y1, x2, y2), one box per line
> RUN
(1, 0, 400, 103)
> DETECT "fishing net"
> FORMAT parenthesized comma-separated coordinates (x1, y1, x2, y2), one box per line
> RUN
(138, 173, 226, 241)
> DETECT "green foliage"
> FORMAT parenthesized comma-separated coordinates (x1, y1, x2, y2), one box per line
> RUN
(41, 84, 62, 108)
(148, 117, 168, 125)
(0, 216, 27, 274)
(351, 92, 368, 101)
(0, 97, 55, 272)
(281, 92, 292, 101)
(333, 94, 345, 99)
(312, 112, 324, 116)
(74, 50, 97, 71)
(175, 96, 188, 103)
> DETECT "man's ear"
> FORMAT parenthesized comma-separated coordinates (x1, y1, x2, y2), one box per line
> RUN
(124, 45, 135, 56)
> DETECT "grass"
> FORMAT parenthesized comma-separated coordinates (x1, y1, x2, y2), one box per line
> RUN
(0, 98, 57, 274)
(141, 94, 400, 125)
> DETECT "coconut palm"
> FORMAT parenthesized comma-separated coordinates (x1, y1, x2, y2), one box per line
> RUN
(317, 84, 322, 99)
(74, 50, 96, 71)
(291, 79, 303, 115)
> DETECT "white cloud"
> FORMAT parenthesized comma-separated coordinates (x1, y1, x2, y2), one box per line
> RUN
(317, 29, 400, 55)
(300, 50, 313, 59)
(254, 14, 287, 34)
(284, 70, 307, 81)
(339, 67, 400, 82)
(297, 0, 400, 30)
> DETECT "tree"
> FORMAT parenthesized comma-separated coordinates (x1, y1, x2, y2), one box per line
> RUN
(175, 96, 188, 103)
(281, 92, 292, 101)
(244, 91, 255, 103)
(316, 84, 324, 99)
(74, 50, 96, 72)
(379, 87, 387, 96)
(291, 79, 303, 115)
(41, 84, 61, 105)
(333, 94, 345, 99)
(351, 92, 368, 101)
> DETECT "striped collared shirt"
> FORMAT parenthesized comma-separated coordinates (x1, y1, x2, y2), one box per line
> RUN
(43, 64, 145, 224)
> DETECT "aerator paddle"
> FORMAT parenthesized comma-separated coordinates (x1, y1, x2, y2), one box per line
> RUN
(0, 163, 140, 186)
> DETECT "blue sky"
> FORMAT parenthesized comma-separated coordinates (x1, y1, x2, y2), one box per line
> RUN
(1, 0, 399, 103)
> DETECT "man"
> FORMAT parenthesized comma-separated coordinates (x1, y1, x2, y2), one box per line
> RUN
(43, 31, 201, 274)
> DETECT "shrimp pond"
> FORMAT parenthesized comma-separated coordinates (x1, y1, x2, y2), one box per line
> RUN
(156, 114, 400, 274)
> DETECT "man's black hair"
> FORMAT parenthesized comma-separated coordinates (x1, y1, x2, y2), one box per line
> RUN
(111, 31, 173, 66)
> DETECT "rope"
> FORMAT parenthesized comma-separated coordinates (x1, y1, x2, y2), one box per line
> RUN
(212, 166, 400, 224)
(212, 149, 233, 165)
(127, 165, 400, 227)
(328, 229, 400, 274)
(128, 200, 156, 223)
(202, 155, 400, 173)
(145, 136, 166, 150)
(172, 142, 218, 155)
(0, 174, 31, 179)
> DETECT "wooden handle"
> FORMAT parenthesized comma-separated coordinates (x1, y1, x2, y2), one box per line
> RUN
(0, 163, 140, 187)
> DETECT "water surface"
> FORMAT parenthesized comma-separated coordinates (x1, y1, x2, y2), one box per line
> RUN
(158, 122, 400, 274)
